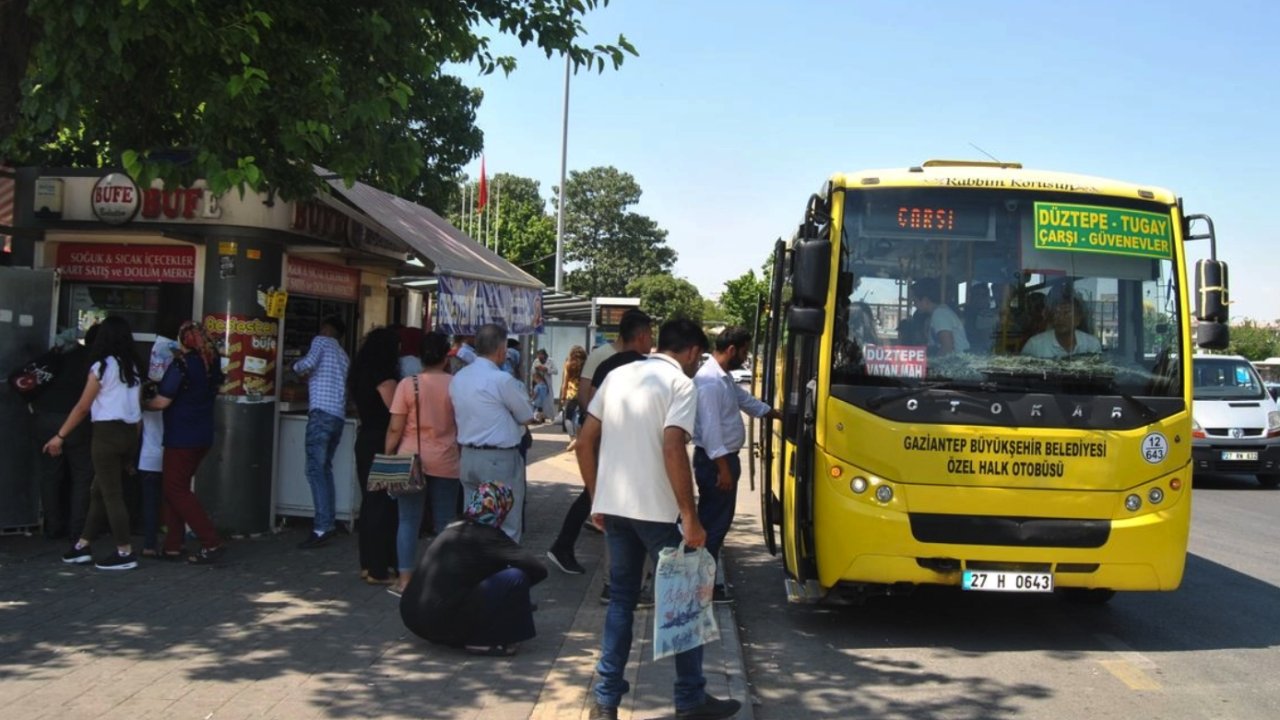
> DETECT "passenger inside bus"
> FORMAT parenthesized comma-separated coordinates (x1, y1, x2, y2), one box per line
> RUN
(910, 278, 970, 356)
(1021, 291, 1102, 359)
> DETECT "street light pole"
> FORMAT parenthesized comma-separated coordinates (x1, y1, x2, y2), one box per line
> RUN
(554, 54, 570, 292)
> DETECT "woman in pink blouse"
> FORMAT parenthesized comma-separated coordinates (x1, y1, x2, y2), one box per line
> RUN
(384, 331, 461, 595)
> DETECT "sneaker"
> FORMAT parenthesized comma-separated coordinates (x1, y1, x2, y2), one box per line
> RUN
(589, 703, 619, 720)
(675, 694, 742, 720)
(296, 530, 336, 549)
(62, 545, 92, 565)
(713, 584, 734, 604)
(95, 552, 139, 571)
(546, 547, 585, 575)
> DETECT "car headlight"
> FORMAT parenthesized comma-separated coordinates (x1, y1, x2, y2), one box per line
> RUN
(1267, 412, 1280, 437)
(1192, 417, 1205, 439)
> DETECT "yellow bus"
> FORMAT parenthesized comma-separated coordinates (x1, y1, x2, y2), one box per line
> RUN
(755, 160, 1229, 604)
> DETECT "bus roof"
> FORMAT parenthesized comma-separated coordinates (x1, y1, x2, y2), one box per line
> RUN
(831, 161, 1177, 204)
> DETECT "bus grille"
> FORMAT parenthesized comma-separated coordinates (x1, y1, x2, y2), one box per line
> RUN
(909, 513, 1111, 548)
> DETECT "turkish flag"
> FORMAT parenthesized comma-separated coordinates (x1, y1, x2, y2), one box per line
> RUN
(477, 156, 488, 211)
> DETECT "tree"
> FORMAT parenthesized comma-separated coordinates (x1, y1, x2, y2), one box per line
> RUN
(1, 1, 635, 210)
(448, 173, 557, 285)
(720, 269, 768, 327)
(559, 166, 676, 297)
(1227, 320, 1280, 361)
(627, 274, 703, 323)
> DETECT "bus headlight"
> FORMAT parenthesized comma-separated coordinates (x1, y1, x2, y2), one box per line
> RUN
(875, 485, 894, 503)
(1125, 494, 1143, 512)
(850, 476, 869, 494)
(1148, 487, 1165, 504)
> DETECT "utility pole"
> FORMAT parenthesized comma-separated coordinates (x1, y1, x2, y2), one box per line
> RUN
(554, 54, 570, 292)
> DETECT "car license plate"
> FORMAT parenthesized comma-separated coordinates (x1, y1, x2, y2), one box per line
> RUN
(1222, 451, 1259, 461)
(962, 570, 1054, 593)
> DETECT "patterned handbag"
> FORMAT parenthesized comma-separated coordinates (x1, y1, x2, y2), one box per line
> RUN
(368, 376, 427, 494)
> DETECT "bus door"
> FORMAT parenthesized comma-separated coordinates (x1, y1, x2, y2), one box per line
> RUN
(779, 202, 831, 599)
(757, 240, 787, 556)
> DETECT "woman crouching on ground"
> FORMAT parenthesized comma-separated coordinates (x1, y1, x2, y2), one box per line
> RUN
(398, 482, 547, 656)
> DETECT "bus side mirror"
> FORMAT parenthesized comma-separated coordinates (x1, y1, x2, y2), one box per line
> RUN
(792, 240, 831, 307)
(787, 306, 826, 336)
(1197, 322, 1229, 350)
(1195, 258, 1229, 324)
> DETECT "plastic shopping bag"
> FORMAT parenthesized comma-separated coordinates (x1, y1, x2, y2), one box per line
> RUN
(653, 542, 719, 660)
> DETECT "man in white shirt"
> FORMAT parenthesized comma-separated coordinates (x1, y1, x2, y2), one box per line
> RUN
(575, 319, 740, 720)
(449, 324, 536, 542)
(692, 327, 779, 603)
(911, 278, 970, 355)
(1021, 292, 1102, 359)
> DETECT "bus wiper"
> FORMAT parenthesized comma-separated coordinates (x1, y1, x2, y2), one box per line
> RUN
(866, 381, 989, 410)
(1116, 393, 1159, 423)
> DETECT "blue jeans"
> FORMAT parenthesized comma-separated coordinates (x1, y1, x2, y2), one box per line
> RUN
(304, 410, 345, 534)
(395, 475, 461, 572)
(693, 448, 741, 564)
(597, 515, 706, 711)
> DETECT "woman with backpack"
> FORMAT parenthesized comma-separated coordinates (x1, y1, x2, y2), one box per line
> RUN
(146, 320, 226, 564)
(43, 316, 144, 570)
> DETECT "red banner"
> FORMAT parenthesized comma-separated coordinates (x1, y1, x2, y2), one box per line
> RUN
(203, 314, 280, 399)
(56, 243, 196, 284)
(286, 257, 360, 302)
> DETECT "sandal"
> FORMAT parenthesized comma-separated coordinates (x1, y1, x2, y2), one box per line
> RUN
(187, 546, 225, 565)
(156, 551, 184, 562)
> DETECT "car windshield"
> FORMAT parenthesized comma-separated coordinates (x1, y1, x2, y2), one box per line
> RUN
(1193, 358, 1266, 400)
(832, 188, 1182, 399)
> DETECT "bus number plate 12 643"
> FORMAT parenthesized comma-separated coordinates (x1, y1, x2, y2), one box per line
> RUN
(962, 570, 1054, 593)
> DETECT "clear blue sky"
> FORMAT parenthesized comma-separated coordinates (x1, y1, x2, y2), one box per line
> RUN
(458, 0, 1279, 320)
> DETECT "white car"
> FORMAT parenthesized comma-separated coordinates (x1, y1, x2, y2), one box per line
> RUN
(1192, 354, 1280, 487)
(730, 367, 752, 384)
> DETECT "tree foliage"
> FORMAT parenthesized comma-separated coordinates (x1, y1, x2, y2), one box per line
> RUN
(720, 269, 768, 327)
(627, 274, 703, 323)
(448, 173, 557, 285)
(560, 166, 676, 297)
(1, 1, 635, 209)
(1227, 320, 1280, 361)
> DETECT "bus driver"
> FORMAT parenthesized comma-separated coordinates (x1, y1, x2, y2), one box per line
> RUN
(1021, 292, 1102, 359)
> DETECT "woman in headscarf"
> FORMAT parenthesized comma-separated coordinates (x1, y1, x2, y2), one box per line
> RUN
(146, 320, 226, 564)
(398, 482, 547, 657)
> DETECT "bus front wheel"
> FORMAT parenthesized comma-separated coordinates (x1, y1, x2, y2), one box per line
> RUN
(1061, 588, 1116, 605)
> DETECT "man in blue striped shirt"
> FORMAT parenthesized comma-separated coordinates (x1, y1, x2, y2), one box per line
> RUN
(294, 315, 350, 548)
(692, 327, 779, 602)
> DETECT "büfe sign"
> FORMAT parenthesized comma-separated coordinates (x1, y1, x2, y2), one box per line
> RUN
(286, 257, 360, 302)
(865, 345, 927, 379)
(56, 243, 196, 283)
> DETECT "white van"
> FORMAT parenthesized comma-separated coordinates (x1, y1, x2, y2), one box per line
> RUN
(1192, 354, 1280, 487)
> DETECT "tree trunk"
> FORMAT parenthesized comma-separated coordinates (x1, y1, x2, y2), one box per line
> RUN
(0, 0, 32, 156)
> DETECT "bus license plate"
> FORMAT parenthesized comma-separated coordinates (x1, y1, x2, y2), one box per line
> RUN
(962, 570, 1053, 593)
(1222, 451, 1258, 461)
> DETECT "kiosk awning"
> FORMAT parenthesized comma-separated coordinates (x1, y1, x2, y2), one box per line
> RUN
(317, 171, 542, 290)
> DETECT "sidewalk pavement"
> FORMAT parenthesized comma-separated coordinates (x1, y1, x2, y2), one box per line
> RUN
(0, 422, 753, 720)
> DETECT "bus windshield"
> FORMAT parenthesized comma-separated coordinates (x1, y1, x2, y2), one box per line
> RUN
(832, 188, 1182, 401)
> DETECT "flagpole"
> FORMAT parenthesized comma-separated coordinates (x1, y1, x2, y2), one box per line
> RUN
(459, 182, 466, 234)
(495, 178, 502, 256)
(466, 182, 473, 237)
(554, 54, 570, 292)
